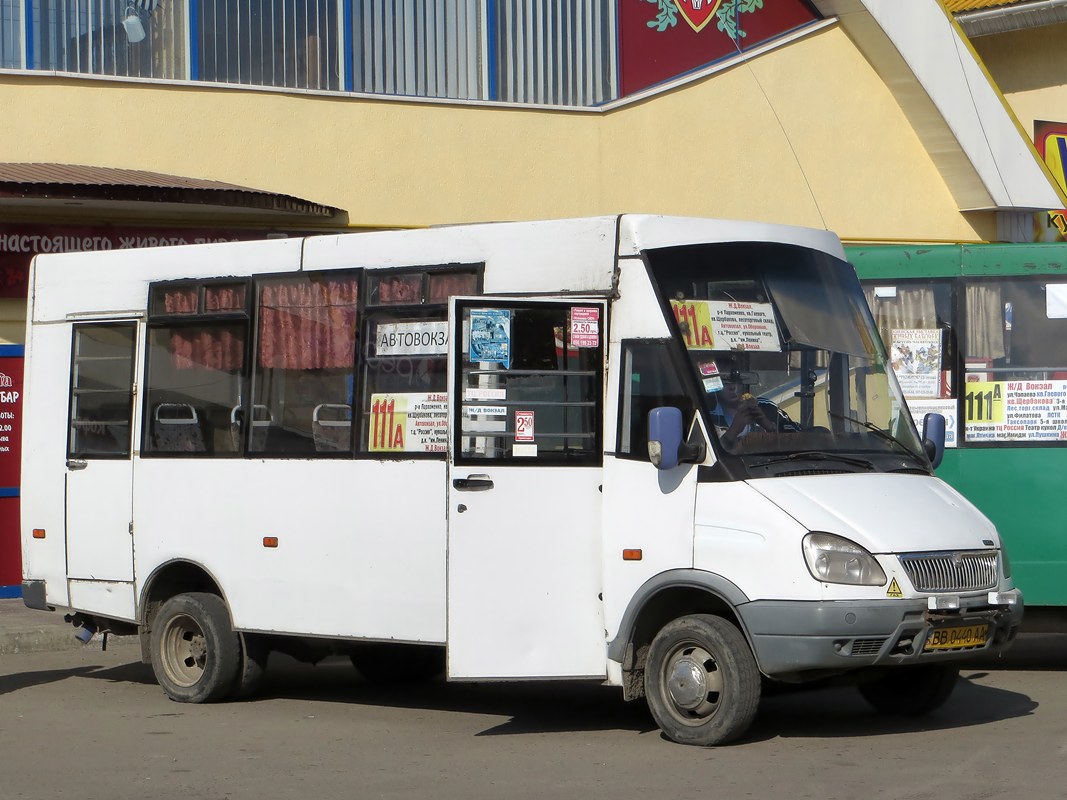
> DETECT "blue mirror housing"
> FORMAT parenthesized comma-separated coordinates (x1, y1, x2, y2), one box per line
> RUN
(648, 406, 684, 470)
(922, 412, 946, 469)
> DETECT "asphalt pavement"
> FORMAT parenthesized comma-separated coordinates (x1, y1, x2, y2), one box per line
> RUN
(0, 597, 137, 655)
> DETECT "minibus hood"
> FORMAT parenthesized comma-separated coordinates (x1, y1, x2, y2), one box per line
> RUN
(744, 473, 999, 553)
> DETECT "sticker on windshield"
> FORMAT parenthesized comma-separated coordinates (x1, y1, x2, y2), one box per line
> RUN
(671, 299, 781, 352)
(698, 361, 723, 393)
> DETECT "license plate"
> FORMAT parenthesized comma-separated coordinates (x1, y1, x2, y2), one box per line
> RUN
(923, 624, 989, 651)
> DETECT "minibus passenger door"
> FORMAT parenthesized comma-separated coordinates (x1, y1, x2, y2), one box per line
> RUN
(446, 298, 607, 679)
(64, 321, 138, 582)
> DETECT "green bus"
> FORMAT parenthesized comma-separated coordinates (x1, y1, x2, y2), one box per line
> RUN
(848, 243, 1067, 622)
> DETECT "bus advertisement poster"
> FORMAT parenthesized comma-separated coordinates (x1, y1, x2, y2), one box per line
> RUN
(964, 379, 1067, 442)
(369, 392, 448, 453)
(891, 328, 942, 399)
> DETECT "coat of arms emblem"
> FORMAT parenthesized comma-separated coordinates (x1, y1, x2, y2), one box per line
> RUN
(644, 0, 765, 39)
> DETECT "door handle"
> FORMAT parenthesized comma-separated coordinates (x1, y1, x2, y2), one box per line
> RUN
(66, 459, 88, 471)
(452, 474, 494, 492)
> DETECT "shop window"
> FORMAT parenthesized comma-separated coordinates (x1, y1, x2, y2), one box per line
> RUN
(68, 323, 136, 458)
(454, 301, 603, 465)
(962, 278, 1067, 444)
(32, 0, 187, 79)
(198, 0, 340, 90)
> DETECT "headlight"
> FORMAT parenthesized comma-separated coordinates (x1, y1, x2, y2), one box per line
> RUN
(802, 532, 887, 586)
(1001, 547, 1012, 579)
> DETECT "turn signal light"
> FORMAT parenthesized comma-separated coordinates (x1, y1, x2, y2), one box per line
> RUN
(622, 549, 643, 561)
(32, 528, 46, 539)
(263, 536, 279, 548)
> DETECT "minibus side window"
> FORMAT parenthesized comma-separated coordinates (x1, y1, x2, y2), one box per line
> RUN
(68, 323, 136, 458)
(359, 268, 480, 456)
(250, 274, 359, 456)
(454, 302, 603, 465)
(617, 340, 694, 461)
(143, 281, 250, 457)
(863, 280, 956, 442)
(961, 277, 1067, 444)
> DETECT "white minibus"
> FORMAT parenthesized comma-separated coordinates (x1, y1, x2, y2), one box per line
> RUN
(20, 215, 1021, 746)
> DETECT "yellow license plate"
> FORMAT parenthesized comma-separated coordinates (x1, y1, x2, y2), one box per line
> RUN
(923, 624, 989, 651)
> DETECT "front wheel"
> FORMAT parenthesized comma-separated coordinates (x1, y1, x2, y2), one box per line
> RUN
(150, 592, 241, 703)
(858, 664, 960, 715)
(644, 614, 761, 746)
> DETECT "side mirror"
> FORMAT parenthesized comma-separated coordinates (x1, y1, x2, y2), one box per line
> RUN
(648, 407, 704, 470)
(922, 412, 946, 470)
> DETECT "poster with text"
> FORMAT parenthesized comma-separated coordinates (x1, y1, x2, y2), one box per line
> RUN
(891, 328, 942, 398)
(369, 392, 448, 453)
(965, 379, 1067, 442)
(671, 299, 780, 351)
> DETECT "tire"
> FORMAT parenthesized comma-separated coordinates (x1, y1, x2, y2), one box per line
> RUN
(644, 614, 761, 746)
(229, 633, 270, 700)
(150, 592, 241, 704)
(350, 644, 445, 684)
(857, 664, 960, 716)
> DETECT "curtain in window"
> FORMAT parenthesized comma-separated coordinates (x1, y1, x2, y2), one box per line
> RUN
(258, 277, 359, 369)
(163, 287, 199, 314)
(170, 326, 245, 371)
(965, 284, 1006, 361)
(863, 286, 937, 349)
(428, 272, 478, 303)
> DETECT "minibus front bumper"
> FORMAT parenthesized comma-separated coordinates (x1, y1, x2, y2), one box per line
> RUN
(737, 590, 1023, 678)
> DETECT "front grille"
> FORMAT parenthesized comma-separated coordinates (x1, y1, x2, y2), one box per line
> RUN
(898, 550, 998, 592)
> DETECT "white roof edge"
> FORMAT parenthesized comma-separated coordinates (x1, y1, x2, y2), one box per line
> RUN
(618, 215, 845, 259)
(813, 0, 1067, 212)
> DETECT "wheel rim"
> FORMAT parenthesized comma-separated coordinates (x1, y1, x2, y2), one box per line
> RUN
(159, 612, 209, 688)
(660, 642, 724, 726)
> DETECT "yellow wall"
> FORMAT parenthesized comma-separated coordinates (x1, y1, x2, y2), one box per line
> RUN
(969, 22, 1067, 134)
(0, 25, 991, 243)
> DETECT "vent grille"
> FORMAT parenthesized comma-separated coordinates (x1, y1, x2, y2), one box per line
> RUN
(898, 550, 998, 592)
(774, 468, 852, 478)
(849, 638, 888, 657)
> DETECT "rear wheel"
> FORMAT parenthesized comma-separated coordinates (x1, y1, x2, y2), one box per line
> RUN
(858, 664, 960, 715)
(150, 592, 241, 703)
(644, 614, 761, 746)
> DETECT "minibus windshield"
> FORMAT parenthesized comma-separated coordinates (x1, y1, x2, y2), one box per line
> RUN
(646, 242, 927, 464)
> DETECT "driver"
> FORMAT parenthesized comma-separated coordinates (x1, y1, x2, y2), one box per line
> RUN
(708, 357, 800, 449)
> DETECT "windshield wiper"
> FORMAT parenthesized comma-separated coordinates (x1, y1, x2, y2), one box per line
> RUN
(828, 412, 922, 460)
(749, 451, 876, 471)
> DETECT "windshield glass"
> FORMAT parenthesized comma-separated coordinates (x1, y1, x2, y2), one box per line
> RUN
(646, 242, 926, 464)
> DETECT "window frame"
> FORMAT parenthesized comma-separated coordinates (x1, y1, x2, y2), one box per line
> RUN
(141, 277, 253, 459)
(67, 320, 138, 460)
(450, 297, 605, 468)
